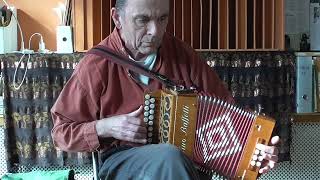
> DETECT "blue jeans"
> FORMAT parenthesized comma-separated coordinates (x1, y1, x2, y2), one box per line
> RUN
(98, 144, 200, 180)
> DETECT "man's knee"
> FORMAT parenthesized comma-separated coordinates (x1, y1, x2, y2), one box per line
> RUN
(153, 144, 186, 161)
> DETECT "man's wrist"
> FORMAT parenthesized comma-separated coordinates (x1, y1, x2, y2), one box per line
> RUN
(95, 119, 112, 138)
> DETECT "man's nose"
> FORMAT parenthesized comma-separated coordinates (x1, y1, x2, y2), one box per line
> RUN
(147, 21, 159, 36)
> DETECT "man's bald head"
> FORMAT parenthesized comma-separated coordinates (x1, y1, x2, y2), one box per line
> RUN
(115, 0, 127, 12)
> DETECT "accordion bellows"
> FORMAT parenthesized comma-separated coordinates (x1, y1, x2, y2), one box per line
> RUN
(143, 89, 275, 179)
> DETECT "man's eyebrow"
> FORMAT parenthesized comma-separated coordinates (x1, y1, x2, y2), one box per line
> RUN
(134, 13, 169, 19)
(160, 12, 169, 17)
(160, 13, 169, 18)
(134, 14, 150, 19)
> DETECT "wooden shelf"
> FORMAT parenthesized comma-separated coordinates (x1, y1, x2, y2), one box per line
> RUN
(293, 113, 320, 123)
(295, 52, 320, 57)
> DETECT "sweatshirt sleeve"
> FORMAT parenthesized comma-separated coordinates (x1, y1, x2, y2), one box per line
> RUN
(51, 54, 105, 152)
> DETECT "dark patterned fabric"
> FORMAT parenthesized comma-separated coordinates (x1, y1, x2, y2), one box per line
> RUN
(0, 53, 92, 172)
(0, 51, 294, 171)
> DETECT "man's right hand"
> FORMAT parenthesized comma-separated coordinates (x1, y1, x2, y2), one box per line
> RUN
(95, 106, 147, 144)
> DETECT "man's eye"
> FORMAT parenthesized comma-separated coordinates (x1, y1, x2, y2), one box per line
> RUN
(159, 16, 168, 22)
(136, 18, 149, 25)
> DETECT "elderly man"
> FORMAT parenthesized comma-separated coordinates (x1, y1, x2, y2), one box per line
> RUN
(51, 0, 279, 179)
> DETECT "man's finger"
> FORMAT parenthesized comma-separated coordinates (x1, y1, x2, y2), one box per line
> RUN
(268, 161, 276, 169)
(112, 126, 146, 138)
(126, 123, 147, 134)
(127, 116, 146, 126)
(270, 136, 280, 145)
(122, 130, 147, 140)
(123, 141, 145, 147)
(112, 127, 147, 144)
(259, 161, 276, 174)
(127, 106, 143, 117)
(120, 133, 147, 144)
(256, 144, 279, 155)
(259, 165, 270, 174)
(120, 136, 147, 144)
(261, 153, 278, 162)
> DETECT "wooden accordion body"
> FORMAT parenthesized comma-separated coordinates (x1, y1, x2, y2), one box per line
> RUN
(143, 89, 275, 179)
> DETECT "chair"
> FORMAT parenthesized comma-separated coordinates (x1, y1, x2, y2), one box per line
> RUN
(92, 152, 100, 180)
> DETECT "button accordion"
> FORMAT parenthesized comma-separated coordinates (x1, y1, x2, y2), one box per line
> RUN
(143, 89, 275, 179)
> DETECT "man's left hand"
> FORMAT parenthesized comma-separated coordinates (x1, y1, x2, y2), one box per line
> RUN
(256, 136, 280, 174)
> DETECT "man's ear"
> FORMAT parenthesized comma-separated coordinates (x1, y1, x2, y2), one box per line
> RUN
(111, 8, 122, 29)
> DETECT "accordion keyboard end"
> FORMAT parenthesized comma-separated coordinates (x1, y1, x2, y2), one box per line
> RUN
(235, 115, 275, 180)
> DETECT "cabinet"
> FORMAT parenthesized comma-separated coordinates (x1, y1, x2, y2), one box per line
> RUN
(293, 113, 320, 123)
(296, 53, 320, 113)
(295, 53, 320, 122)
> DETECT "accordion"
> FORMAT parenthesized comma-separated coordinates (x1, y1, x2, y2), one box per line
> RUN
(143, 89, 275, 179)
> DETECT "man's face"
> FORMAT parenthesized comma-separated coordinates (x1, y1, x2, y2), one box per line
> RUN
(118, 0, 169, 56)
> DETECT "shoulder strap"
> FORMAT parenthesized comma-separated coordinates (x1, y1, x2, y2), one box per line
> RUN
(87, 45, 183, 90)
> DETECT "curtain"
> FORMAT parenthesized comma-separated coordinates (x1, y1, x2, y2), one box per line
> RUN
(0, 53, 92, 172)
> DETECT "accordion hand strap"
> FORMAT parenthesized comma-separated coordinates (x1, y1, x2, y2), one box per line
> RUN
(87, 45, 182, 90)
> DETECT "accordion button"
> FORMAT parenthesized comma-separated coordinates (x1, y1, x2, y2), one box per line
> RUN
(254, 149, 260, 155)
(144, 112, 149, 117)
(150, 104, 155, 109)
(252, 155, 258, 161)
(148, 121, 154, 125)
(256, 162, 262, 167)
(144, 118, 149, 122)
(145, 94, 151, 99)
(144, 106, 150, 111)
(250, 161, 256, 166)
(149, 109, 154, 114)
(145, 101, 150, 105)
(258, 155, 264, 161)
(148, 132, 153, 137)
(148, 127, 153, 131)
(149, 115, 154, 120)
(148, 138, 152, 143)
(150, 98, 155, 103)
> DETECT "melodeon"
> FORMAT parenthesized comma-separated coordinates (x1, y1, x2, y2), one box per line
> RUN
(143, 89, 275, 179)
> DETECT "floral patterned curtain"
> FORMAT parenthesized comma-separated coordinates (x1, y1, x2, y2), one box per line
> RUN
(0, 53, 91, 172)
